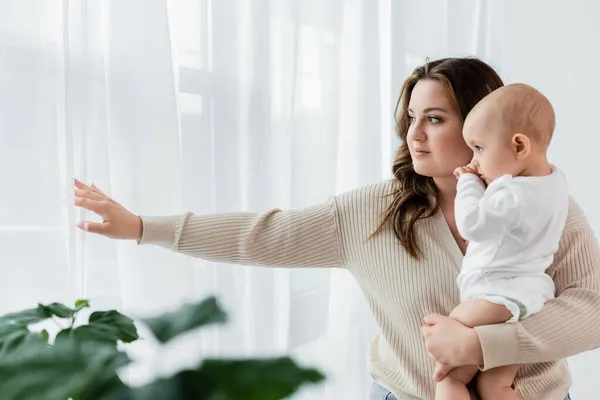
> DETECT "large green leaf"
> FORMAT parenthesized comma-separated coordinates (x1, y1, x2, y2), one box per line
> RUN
(88, 310, 139, 343)
(0, 339, 130, 400)
(0, 307, 52, 327)
(0, 325, 48, 356)
(87, 374, 132, 400)
(38, 303, 76, 319)
(57, 310, 138, 345)
(102, 379, 180, 400)
(129, 357, 325, 400)
(142, 296, 227, 344)
(121, 371, 204, 400)
(200, 357, 325, 400)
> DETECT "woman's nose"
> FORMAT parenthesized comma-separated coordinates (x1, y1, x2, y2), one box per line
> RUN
(409, 124, 426, 142)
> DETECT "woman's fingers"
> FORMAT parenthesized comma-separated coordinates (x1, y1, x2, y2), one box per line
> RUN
(74, 179, 117, 210)
(75, 178, 109, 197)
(74, 188, 104, 202)
(90, 183, 107, 196)
(74, 178, 142, 241)
(74, 196, 105, 215)
(77, 220, 109, 235)
(74, 178, 89, 190)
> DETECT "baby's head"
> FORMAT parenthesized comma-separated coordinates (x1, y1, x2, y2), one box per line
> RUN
(462, 83, 555, 184)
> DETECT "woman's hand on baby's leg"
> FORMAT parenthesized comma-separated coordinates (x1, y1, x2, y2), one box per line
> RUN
(422, 313, 484, 370)
(74, 179, 143, 241)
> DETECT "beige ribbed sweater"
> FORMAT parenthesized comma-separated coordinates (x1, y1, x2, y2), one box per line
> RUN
(139, 181, 600, 400)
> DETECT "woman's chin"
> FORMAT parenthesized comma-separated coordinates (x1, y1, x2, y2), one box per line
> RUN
(412, 163, 436, 178)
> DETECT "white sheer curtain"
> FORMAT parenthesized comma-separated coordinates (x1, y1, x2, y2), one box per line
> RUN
(2, 0, 599, 398)
(0, 0, 394, 397)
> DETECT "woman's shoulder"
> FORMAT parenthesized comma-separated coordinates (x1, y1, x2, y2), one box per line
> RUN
(332, 179, 399, 217)
(564, 197, 594, 235)
(334, 179, 398, 203)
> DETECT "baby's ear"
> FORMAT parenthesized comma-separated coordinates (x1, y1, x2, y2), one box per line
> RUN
(512, 133, 531, 160)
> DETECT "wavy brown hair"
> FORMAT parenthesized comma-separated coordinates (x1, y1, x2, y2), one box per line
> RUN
(371, 57, 504, 258)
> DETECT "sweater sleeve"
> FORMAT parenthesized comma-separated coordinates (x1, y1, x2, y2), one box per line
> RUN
(455, 174, 522, 243)
(138, 200, 344, 269)
(475, 224, 600, 370)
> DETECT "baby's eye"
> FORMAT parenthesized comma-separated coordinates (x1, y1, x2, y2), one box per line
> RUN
(474, 145, 483, 152)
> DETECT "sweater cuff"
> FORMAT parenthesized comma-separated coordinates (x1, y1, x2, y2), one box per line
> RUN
(138, 215, 178, 250)
(475, 323, 520, 370)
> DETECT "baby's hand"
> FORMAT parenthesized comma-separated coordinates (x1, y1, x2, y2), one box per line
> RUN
(453, 164, 479, 179)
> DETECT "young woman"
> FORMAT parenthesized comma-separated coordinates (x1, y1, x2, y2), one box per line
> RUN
(75, 57, 596, 400)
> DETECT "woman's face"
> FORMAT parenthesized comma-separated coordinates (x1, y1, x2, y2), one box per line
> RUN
(406, 80, 473, 179)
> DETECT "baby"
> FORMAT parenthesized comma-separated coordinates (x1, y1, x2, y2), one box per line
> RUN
(435, 83, 569, 400)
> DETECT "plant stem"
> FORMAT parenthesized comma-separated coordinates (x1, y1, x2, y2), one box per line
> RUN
(51, 317, 63, 330)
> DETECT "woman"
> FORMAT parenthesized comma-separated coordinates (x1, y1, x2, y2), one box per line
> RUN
(74, 57, 598, 400)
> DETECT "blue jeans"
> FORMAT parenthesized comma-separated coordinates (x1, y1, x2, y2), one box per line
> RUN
(369, 383, 398, 400)
(369, 382, 572, 400)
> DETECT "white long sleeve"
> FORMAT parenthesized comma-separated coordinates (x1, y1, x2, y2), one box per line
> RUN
(456, 167, 571, 324)
(455, 173, 523, 242)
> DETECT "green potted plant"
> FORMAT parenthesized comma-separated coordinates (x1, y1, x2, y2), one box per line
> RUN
(0, 296, 324, 400)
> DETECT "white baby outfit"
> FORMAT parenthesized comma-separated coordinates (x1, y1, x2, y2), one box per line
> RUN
(455, 167, 569, 321)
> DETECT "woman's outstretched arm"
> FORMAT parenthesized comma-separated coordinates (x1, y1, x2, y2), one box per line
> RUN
(74, 179, 344, 269)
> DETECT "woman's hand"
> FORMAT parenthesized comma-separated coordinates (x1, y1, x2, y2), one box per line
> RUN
(74, 179, 142, 241)
(421, 313, 483, 381)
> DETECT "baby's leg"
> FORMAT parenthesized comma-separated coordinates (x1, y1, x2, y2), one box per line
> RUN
(449, 298, 513, 328)
(434, 300, 513, 400)
(434, 365, 478, 400)
(477, 364, 520, 400)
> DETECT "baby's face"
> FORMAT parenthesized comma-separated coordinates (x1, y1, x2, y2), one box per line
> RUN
(463, 112, 519, 184)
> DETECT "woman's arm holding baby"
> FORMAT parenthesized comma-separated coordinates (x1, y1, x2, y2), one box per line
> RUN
(423, 200, 600, 377)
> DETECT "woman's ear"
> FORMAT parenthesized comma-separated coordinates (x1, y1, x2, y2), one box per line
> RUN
(512, 133, 531, 160)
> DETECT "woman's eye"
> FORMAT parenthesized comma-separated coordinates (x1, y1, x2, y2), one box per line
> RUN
(428, 116, 441, 124)
(408, 116, 416, 124)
